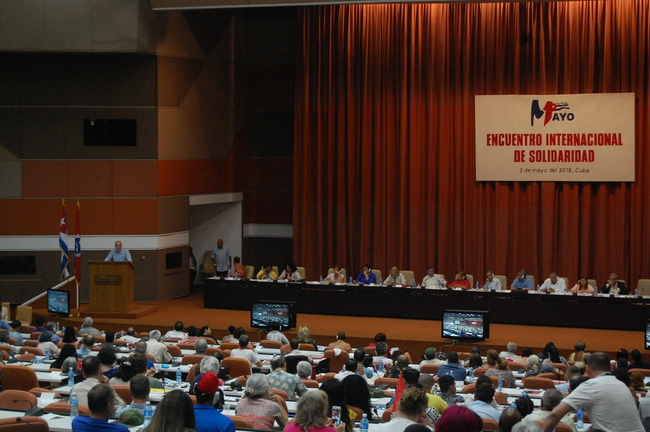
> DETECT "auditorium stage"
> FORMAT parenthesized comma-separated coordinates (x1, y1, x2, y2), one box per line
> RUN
(44, 288, 644, 360)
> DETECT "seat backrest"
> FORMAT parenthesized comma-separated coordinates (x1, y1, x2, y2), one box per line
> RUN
(199, 337, 217, 345)
(460, 383, 476, 393)
(533, 421, 572, 432)
(0, 390, 37, 411)
(182, 355, 205, 365)
(482, 418, 499, 431)
(560, 277, 569, 287)
(316, 372, 336, 383)
(373, 377, 398, 388)
(381, 409, 392, 422)
(244, 265, 255, 279)
(19, 346, 43, 356)
(638, 279, 650, 296)
(285, 355, 311, 374)
(420, 364, 440, 374)
(296, 267, 306, 280)
(44, 402, 91, 416)
(145, 354, 157, 363)
(494, 391, 508, 404)
(260, 340, 282, 349)
(23, 340, 39, 347)
(0, 416, 49, 432)
(528, 275, 536, 287)
(272, 389, 290, 400)
(201, 251, 215, 275)
(588, 279, 598, 290)
(401, 271, 415, 286)
(111, 385, 133, 404)
(537, 372, 559, 380)
(324, 349, 349, 373)
(15, 306, 32, 326)
(302, 379, 319, 388)
(507, 362, 526, 371)
(523, 377, 555, 389)
(219, 342, 239, 350)
(166, 345, 182, 357)
(347, 405, 364, 419)
(222, 357, 251, 377)
(280, 344, 292, 354)
(177, 343, 196, 350)
(495, 275, 507, 289)
(272, 266, 279, 276)
(548, 363, 567, 373)
(30, 332, 42, 340)
(466, 274, 474, 288)
(15, 354, 36, 362)
(0, 365, 39, 391)
(226, 415, 254, 428)
(187, 363, 200, 382)
(473, 367, 489, 377)
(206, 347, 223, 357)
(371, 269, 382, 283)
(363, 346, 375, 355)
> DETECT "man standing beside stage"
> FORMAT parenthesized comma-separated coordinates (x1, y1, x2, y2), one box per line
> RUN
(105, 241, 132, 262)
(211, 239, 231, 278)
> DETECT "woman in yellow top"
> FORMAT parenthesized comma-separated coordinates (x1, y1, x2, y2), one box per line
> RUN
(257, 264, 278, 280)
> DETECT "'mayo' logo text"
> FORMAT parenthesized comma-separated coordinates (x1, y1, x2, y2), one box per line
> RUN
(530, 100, 574, 126)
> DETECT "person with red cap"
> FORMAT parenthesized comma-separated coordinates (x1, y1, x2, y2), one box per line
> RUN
(193, 372, 235, 432)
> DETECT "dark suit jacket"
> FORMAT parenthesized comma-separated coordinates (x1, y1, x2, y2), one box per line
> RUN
(600, 280, 628, 295)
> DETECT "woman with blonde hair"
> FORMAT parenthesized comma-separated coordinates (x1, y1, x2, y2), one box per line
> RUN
(384, 267, 406, 286)
(484, 357, 516, 387)
(284, 390, 345, 432)
(297, 326, 317, 350)
(485, 349, 499, 367)
(376, 387, 431, 431)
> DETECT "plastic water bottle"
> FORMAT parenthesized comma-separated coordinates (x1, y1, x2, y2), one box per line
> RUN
(468, 368, 474, 381)
(521, 390, 528, 398)
(576, 407, 584, 429)
(268, 273, 272, 281)
(360, 414, 369, 432)
(320, 275, 323, 283)
(68, 369, 75, 388)
(45, 348, 50, 361)
(498, 376, 503, 391)
(439, 281, 443, 289)
(176, 367, 182, 384)
(349, 277, 352, 284)
(143, 401, 153, 427)
(510, 401, 517, 408)
(379, 278, 383, 286)
(537, 284, 541, 293)
(70, 393, 79, 419)
(378, 360, 384, 372)
(413, 279, 417, 288)
(475, 282, 480, 290)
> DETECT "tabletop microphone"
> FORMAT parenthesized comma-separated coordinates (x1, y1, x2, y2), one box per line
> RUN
(13, 399, 44, 417)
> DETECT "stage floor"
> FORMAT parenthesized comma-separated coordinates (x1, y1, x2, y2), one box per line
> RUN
(43, 288, 644, 359)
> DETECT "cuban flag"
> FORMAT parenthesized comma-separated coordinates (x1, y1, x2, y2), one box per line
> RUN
(60, 200, 70, 280)
(75, 200, 81, 285)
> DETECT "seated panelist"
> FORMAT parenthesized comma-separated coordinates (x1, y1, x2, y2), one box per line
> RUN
(570, 277, 595, 294)
(448, 271, 471, 290)
(600, 273, 628, 295)
(355, 264, 377, 285)
(257, 264, 278, 280)
(279, 261, 301, 281)
(540, 271, 567, 293)
(384, 266, 406, 285)
(326, 265, 345, 283)
(510, 269, 533, 290)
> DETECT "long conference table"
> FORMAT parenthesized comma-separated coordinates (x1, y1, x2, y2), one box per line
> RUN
(205, 278, 650, 331)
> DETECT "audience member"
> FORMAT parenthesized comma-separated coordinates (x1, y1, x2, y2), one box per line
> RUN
(321, 379, 352, 432)
(230, 335, 262, 369)
(115, 375, 150, 417)
(437, 375, 464, 405)
(383, 354, 411, 378)
(629, 349, 650, 370)
(266, 322, 290, 345)
(341, 374, 373, 419)
(499, 406, 522, 432)
(267, 356, 308, 399)
(0, 330, 14, 354)
(97, 347, 118, 379)
(335, 360, 358, 381)
(285, 390, 345, 432)
(630, 371, 646, 392)
(328, 331, 352, 352)
(77, 334, 95, 359)
(132, 352, 164, 389)
(513, 422, 543, 432)
(567, 373, 585, 393)
(438, 351, 467, 381)
(467, 352, 484, 369)
(235, 373, 288, 429)
(435, 405, 482, 432)
(162, 321, 188, 340)
(373, 341, 394, 366)
(38, 331, 60, 356)
(499, 342, 518, 360)
(33, 315, 48, 332)
(179, 326, 200, 345)
(376, 387, 431, 432)
(417, 372, 449, 418)
(568, 341, 587, 361)
(420, 347, 444, 366)
(542, 345, 569, 367)
(198, 325, 212, 337)
(71, 384, 129, 432)
(514, 348, 533, 366)
(71, 356, 125, 411)
(195, 339, 209, 355)
(525, 355, 561, 377)
(110, 357, 137, 385)
(46, 321, 62, 343)
(554, 365, 580, 393)
(486, 349, 499, 367)
(524, 389, 576, 430)
(146, 389, 195, 432)
(297, 326, 317, 349)
(194, 372, 235, 432)
(51, 344, 78, 370)
(514, 396, 535, 418)
(297, 361, 313, 380)
(222, 325, 236, 342)
(145, 330, 172, 363)
(485, 357, 516, 387)
(542, 352, 644, 432)
(8, 320, 24, 345)
(77, 317, 102, 336)
(119, 327, 140, 344)
(467, 382, 500, 421)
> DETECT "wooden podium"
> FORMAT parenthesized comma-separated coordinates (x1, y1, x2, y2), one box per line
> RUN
(88, 261, 134, 313)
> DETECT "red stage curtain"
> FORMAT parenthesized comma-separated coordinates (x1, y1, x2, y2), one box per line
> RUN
(294, 1, 650, 286)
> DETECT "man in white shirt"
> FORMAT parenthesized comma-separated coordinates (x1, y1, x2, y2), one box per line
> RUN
(266, 323, 289, 345)
(118, 327, 141, 344)
(145, 330, 172, 363)
(498, 342, 518, 361)
(484, 271, 502, 290)
(372, 341, 394, 366)
(71, 356, 125, 411)
(540, 272, 567, 293)
(421, 266, 446, 288)
(229, 335, 263, 371)
(334, 360, 357, 380)
(543, 352, 644, 432)
(162, 321, 188, 340)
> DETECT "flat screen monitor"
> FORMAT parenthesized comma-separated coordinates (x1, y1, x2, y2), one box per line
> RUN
(251, 300, 296, 330)
(441, 309, 489, 341)
(47, 289, 70, 317)
(645, 321, 650, 350)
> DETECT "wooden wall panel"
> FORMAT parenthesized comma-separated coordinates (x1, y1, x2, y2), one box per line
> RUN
(77, 199, 114, 235)
(20, 199, 60, 235)
(112, 160, 158, 197)
(67, 161, 113, 198)
(22, 161, 68, 197)
(113, 199, 158, 235)
(157, 159, 235, 197)
(242, 190, 292, 224)
(158, 196, 189, 234)
(0, 199, 22, 235)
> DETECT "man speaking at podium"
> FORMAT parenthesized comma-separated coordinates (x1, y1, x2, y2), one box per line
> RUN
(105, 241, 132, 262)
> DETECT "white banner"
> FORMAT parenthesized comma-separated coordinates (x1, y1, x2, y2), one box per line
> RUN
(475, 93, 635, 182)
